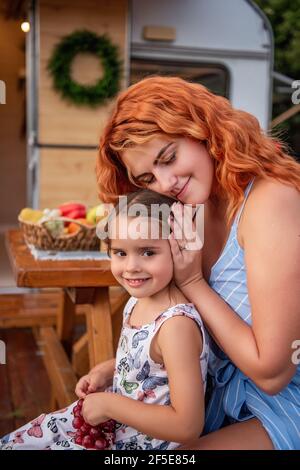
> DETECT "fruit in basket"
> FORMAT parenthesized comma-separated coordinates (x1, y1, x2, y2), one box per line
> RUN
(19, 208, 44, 223)
(66, 208, 87, 219)
(87, 204, 107, 225)
(68, 218, 93, 234)
(72, 399, 115, 450)
(58, 202, 86, 218)
(43, 219, 65, 238)
(39, 208, 61, 224)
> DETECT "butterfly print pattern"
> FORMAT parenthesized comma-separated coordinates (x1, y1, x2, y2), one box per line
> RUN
(112, 296, 209, 450)
(0, 297, 209, 451)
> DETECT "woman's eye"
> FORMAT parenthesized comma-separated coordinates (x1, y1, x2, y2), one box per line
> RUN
(143, 175, 155, 186)
(135, 175, 155, 186)
(143, 250, 155, 257)
(164, 152, 176, 164)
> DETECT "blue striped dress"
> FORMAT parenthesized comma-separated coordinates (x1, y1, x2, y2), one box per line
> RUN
(205, 179, 300, 450)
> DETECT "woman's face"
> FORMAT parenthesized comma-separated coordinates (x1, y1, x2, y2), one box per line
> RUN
(122, 137, 214, 205)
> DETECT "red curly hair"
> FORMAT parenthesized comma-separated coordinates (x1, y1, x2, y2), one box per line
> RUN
(96, 76, 300, 224)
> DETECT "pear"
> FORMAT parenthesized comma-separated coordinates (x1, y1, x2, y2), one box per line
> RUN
(86, 204, 106, 225)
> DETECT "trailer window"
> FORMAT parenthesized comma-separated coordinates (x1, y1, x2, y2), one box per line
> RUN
(130, 59, 229, 97)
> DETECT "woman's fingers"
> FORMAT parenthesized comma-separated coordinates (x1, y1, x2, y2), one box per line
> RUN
(169, 206, 186, 249)
(170, 202, 203, 251)
(168, 232, 183, 258)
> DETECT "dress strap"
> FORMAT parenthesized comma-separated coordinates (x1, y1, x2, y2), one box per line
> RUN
(234, 178, 255, 226)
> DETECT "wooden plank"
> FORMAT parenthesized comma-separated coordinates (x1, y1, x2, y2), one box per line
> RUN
(72, 332, 89, 377)
(4, 328, 52, 430)
(71, 287, 129, 370)
(56, 289, 76, 356)
(39, 327, 77, 408)
(86, 287, 114, 367)
(5, 230, 119, 288)
(0, 330, 14, 436)
(39, 149, 100, 209)
(0, 291, 87, 328)
(0, 291, 60, 328)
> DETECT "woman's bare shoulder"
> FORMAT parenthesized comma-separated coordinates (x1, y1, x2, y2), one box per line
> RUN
(238, 177, 299, 245)
(251, 177, 299, 203)
(240, 177, 300, 242)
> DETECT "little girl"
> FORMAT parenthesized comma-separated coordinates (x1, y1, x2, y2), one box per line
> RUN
(0, 189, 209, 450)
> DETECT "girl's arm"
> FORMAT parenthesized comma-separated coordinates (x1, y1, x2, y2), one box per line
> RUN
(82, 316, 205, 443)
(89, 358, 116, 379)
(177, 181, 300, 395)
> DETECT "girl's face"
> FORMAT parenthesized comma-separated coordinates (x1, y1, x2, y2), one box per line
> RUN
(109, 214, 173, 300)
(122, 137, 214, 205)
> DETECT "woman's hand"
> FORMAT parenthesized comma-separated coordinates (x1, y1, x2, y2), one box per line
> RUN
(75, 359, 115, 398)
(168, 202, 204, 290)
(82, 392, 109, 426)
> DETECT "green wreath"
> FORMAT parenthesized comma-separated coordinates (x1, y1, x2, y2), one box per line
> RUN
(47, 30, 121, 107)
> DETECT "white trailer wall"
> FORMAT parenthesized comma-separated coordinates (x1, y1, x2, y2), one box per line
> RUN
(130, 0, 273, 129)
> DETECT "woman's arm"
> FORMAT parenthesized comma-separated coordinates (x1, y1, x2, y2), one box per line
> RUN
(82, 316, 205, 443)
(178, 181, 300, 394)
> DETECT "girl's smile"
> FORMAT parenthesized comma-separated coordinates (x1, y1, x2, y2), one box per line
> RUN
(122, 277, 151, 288)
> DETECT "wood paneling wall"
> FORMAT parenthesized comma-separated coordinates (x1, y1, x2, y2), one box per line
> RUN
(39, 148, 99, 209)
(38, 0, 128, 208)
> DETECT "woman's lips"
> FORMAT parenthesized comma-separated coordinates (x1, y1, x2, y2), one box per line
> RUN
(123, 278, 150, 287)
(176, 177, 190, 199)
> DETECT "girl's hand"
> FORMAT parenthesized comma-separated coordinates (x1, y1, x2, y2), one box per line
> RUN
(82, 392, 109, 426)
(75, 359, 115, 398)
(168, 202, 204, 290)
(75, 370, 111, 399)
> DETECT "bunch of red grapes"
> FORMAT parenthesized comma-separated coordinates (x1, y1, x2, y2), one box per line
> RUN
(72, 399, 116, 450)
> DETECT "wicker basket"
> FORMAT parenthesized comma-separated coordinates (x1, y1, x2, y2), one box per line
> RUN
(19, 216, 100, 251)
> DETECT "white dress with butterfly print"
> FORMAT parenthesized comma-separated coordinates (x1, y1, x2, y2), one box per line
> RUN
(112, 296, 209, 450)
(0, 297, 209, 451)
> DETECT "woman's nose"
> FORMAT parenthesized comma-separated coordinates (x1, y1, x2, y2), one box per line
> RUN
(154, 169, 177, 193)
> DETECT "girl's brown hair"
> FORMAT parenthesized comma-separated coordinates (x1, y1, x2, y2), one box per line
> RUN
(102, 189, 175, 256)
(96, 75, 300, 225)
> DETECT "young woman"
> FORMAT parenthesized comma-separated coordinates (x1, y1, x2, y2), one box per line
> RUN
(96, 76, 300, 450)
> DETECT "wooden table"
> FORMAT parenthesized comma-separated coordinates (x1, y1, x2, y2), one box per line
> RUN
(5, 230, 129, 408)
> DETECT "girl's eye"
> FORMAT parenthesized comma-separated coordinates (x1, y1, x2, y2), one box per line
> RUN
(143, 250, 154, 257)
(113, 250, 126, 257)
